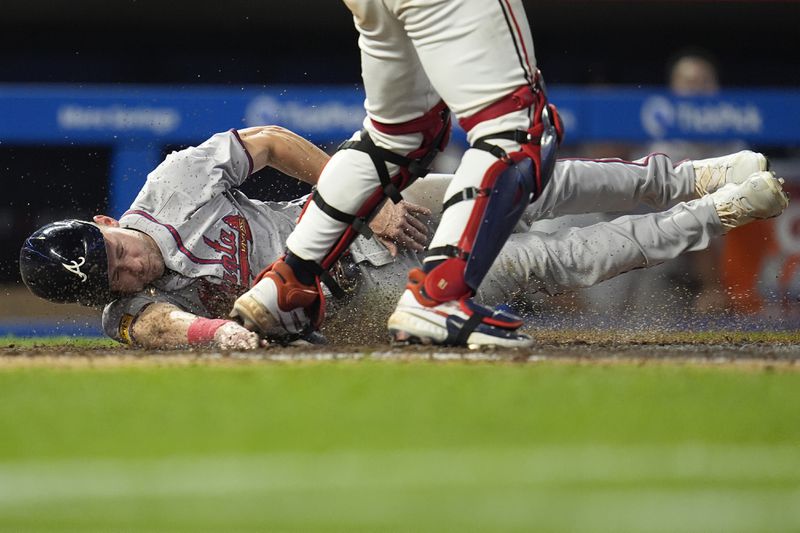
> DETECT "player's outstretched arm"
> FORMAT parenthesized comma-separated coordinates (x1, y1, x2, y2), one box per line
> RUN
(131, 302, 262, 350)
(237, 125, 330, 185)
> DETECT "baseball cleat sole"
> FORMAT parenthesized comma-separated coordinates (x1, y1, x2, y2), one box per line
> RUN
(388, 309, 534, 349)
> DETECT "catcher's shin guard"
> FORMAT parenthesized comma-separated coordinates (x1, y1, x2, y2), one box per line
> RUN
(460, 75, 563, 186)
(424, 76, 564, 303)
(423, 151, 537, 301)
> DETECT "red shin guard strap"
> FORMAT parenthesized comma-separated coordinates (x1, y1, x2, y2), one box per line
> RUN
(187, 318, 230, 345)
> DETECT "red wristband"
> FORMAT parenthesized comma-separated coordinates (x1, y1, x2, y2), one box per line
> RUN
(187, 318, 231, 345)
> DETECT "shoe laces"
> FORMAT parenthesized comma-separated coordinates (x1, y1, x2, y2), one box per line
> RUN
(695, 163, 731, 197)
(714, 194, 754, 231)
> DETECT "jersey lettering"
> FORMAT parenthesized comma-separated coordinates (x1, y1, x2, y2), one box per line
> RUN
(202, 215, 253, 286)
(205, 229, 236, 256)
(62, 257, 88, 282)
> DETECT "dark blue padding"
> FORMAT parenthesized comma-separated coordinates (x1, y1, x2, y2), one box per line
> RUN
(464, 157, 534, 291)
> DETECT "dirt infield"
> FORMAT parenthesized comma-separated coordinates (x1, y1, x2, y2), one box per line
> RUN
(2, 331, 798, 370)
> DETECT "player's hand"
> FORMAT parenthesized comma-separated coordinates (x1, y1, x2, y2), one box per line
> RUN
(370, 199, 432, 256)
(214, 320, 262, 350)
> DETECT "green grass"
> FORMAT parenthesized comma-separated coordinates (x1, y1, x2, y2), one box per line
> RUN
(0, 335, 118, 349)
(0, 361, 798, 532)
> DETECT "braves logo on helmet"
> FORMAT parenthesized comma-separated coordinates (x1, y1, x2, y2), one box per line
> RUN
(20, 219, 111, 306)
(62, 257, 89, 282)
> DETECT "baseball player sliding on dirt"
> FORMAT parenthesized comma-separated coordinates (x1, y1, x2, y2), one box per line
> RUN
(20, 124, 789, 349)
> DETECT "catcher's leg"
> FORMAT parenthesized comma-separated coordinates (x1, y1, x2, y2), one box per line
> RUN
(344, 0, 562, 346)
(388, 81, 564, 347)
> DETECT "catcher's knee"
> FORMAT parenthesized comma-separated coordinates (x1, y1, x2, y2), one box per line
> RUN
(288, 101, 452, 294)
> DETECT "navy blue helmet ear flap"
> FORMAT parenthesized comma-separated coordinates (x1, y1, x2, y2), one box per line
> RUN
(19, 219, 112, 307)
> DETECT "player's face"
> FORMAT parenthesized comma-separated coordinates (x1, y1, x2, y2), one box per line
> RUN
(100, 227, 166, 293)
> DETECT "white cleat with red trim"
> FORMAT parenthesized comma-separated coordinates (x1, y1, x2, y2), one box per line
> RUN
(388, 269, 533, 349)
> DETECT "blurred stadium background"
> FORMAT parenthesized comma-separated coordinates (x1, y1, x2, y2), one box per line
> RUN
(2, 0, 799, 335)
(1, 4, 799, 532)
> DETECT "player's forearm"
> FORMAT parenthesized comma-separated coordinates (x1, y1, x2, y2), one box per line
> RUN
(238, 126, 330, 185)
(128, 303, 202, 348)
(130, 302, 260, 350)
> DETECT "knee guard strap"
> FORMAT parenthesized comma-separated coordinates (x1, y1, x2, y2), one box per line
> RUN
(291, 101, 452, 297)
(338, 100, 452, 203)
